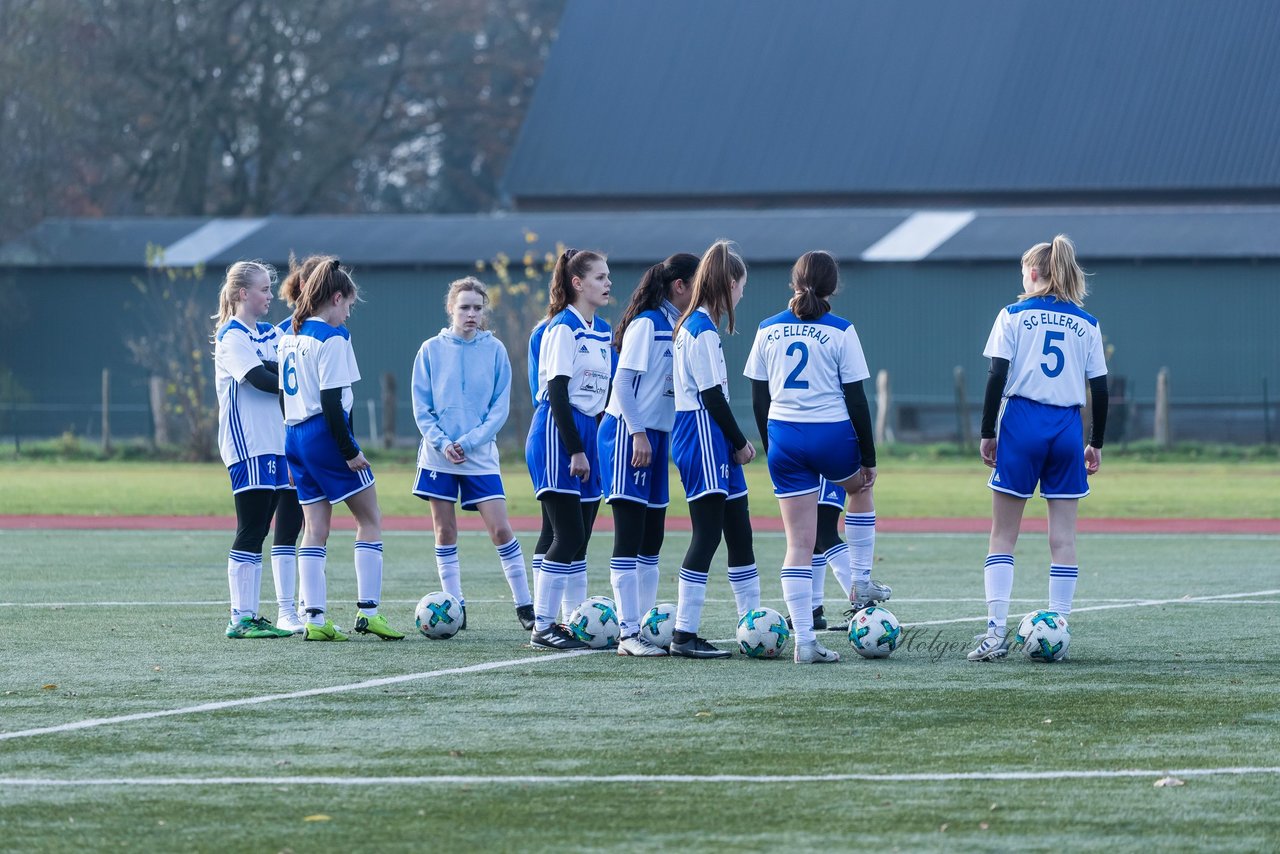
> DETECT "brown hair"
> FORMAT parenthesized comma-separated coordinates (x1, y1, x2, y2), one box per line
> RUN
(789, 250, 839, 320)
(1020, 234, 1088, 306)
(546, 248, 606, 320)
(446, 276, 490, 330)
(279, 253, 325, 307)
(290, 256, 360, 332)
(677, 240, 745, 336)
(211, 260, 276, 334)
(613, 253, 699, 349)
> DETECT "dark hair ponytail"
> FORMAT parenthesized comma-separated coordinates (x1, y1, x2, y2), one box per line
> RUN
(546, 248, 606, 320)
(291, 256, 359, 332)
(613, 252, 699, 348)
(788, 250, 839, 320)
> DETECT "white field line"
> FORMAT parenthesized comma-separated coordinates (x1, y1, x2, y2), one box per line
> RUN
(2, 767, 1279, 787)
(0, 648, 600, 743)
(0, 596, 1158, 608)
(904, 589, 1280, 628)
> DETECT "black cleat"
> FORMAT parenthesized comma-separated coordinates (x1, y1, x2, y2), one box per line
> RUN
(515, 604, 535, 631)
(530, 623, 588, 650)
(669, 633, 731, 659)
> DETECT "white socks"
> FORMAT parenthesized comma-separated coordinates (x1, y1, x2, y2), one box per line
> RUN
(610, 556, 640, 636)
(497, 538, 532, 607)
(227, 550, 260, 620)
(561, 560, 588, 620)
(1049, 564, 1079, 616)
(845, 512, 876, 593)
(636, 554, 660, 614)
(435, 543, 463, 605)
(824, 542, 852, 599)
(354, 541, 383, 615)
(983, 553, 1015, 636)
(810, 554, 826, 609)
(727, 564, 760, 614)
(298, 546, 328, 625)
(534, 560, 571, 631)
(270, 545, 298, 613)
(674, 568, 708, 634)
(781, 566, 815, 644)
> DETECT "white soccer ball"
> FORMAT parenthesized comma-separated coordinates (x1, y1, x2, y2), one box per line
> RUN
(1015, 610, 1070, 662)
(414, 591, 464, 640)
(568, 598, 620, 648)
(640, 603, 676, 649)
(582, 594, 616, 614)
(848, 605, 902, 659)
(736, 607, 791, 659)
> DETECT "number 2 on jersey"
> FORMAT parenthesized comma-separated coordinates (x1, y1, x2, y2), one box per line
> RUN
(1039, 331, 1065, 378)
(783, 341, 810, 389)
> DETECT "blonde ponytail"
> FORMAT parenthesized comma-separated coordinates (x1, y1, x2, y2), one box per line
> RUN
(1020, 234, 1088, 306)
(211, 260, 276, 336)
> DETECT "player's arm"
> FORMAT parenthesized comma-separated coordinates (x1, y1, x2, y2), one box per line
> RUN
(242, 364, 278, 393)
(411, 342, 453, 452)
(700, 384, 748, 452)
(320, 387, 360, 461)
(842, 380, 876, 468)
(750, 379, 771, 454)
(979, 357, 1010, 467)
(457, 343, 512, 453)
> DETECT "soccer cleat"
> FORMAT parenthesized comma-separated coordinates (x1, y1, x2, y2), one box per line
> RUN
(225, 615, 289, 639)
(460, 605, 468, 630)
(669, 634, 731, 659)
(531, 623, 589, 650)
(515, 604, 536, 631)
(794, 640, 841, 664)
(617, 634, 668, 657)
(787, 606, 829, 631)
(967, 633, 1010, 661)
(276, 610, 306, 635)
(353, 611, 405, 640)
(303, 619, 348, 642)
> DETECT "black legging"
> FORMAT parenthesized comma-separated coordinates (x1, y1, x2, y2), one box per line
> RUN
(814, 503, 844, 554)
(232, 489, 279, 553)
(681, 494, 754, 573)
(540, 492, 600, 565)
(273, 488, 304, 547)
(611, 502, 667, 559)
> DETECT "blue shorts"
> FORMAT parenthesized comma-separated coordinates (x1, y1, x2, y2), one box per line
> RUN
(765, 420, 860, 498)
(990, 396, 1089, 499)
(598, 414, 670, 508)
(818, 477, 846, 508)
(228, 454, 289, 494)
(285, 414, 375, 506)
(671, 409, 747, 502)
(413, 468, 506, 510)
(525, 403, 603, 502)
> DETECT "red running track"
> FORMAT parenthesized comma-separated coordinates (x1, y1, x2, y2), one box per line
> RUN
(0, 515, 1276, 534)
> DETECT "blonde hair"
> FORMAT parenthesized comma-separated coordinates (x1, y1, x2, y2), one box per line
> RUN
(211, 260, 276, 333)
(677, 239, 746, 336)
(290, 256, 360, 333)
(1020, 234, 1088, 306)
(446, 276, 490, 330)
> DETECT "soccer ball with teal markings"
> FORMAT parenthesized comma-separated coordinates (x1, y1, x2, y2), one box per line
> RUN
(849, 605, 901, 659)
(568, 598, 620, 648)
(640, 603, 676, 649)
(1015, 609, 1070, 662)
(414, 591, 463, 640)
(736, 607, 791, 659)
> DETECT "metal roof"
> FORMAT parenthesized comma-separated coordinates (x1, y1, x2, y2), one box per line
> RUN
(503, 0, 1280, 204)
(5, 206, 1280, 269)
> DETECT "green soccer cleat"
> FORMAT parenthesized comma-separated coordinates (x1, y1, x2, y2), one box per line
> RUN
(354, 611, 406, 641)
(225, 615, 291, 639)
(303, 619, 349, 642)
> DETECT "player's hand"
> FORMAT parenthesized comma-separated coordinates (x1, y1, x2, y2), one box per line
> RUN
(347, 452, 370, 472)
(445, 442, 466, 464)
(733, 441, 756, 465)
(569, 451, 591, 480)
(980, 437, 998, 469)
(856, 466, 877, 492)
(630, 432, 652, 468)
(1084, 444, 1102, 475)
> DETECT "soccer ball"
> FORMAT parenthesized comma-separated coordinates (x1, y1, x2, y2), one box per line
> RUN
(582, 594, 616, 614)
(568, 599, 620, 648)
(1015, 610, 1070, 662)
(848, 605, 901, 659)
(414, 592, 463, 640)
(640, 603, 676, 649)
(736, 607, 791, 658)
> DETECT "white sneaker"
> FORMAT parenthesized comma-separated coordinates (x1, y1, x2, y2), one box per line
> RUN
(794, 641, 840, 664)
(276, 610, 306, 635)
(617, 635, 668, 657)
(967, 633, 1010, 661)
(850, 579, 893, 610)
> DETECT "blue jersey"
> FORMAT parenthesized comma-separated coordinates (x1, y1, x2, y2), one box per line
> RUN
(528, 319, 548, 404)
(604, 301, 678, 433)
(984, 296, 1107, 407)
(214, 318, 285, 466)
(673, 307, 729, 412)
(533, 306, 612, 417)
(279, 318, 360, 426)
(744, 310, 870, 422)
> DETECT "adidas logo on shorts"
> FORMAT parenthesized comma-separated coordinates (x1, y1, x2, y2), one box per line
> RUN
(578, 344, 589, 353)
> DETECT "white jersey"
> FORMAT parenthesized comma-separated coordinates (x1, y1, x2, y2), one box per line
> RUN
(744, 309, 870, 422)
(535, 305, 612, 417)
(214, 319, 285, 466)
(279, 318, 361, 426)
(984, 295, 1108, 408)
(605, 301, 678, 432)
(673, 306, 729, 412)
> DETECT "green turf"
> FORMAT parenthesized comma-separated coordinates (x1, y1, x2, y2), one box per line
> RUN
(3, 458, 1278, 517)
(1, 529, 1278, 850)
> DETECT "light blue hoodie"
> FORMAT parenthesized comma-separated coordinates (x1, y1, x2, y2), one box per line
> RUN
(412, 328, 511, 475)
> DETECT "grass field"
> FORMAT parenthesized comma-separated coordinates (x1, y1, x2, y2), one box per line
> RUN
(2, 458, 1278, 518)
(2, 528, 1278, 851)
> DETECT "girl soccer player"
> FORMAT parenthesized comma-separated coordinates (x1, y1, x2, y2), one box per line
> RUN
(525, 249, 612, 650)
(745, 250, 877, 663)
(809, 479, 891, 634)
(598, 253, 698, 656)
(412, 276, 534, 631)
(279, 257, 405, 642)
(212, 260, 294, 639)
(967, 235, 1109, 661)
(669, 240, 761, 659)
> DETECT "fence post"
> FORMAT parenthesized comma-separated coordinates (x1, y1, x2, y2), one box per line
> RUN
(149, 375, 169, 447)
(953, 366, 971, 449)
(365, 399, 378, 448)
(875, 369, 894, 446)
(1264, 379, 1272, 446)
(101, 368, 112, 455)
(1154, 367, 1170, 448)
(381, 372, 396, 449)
